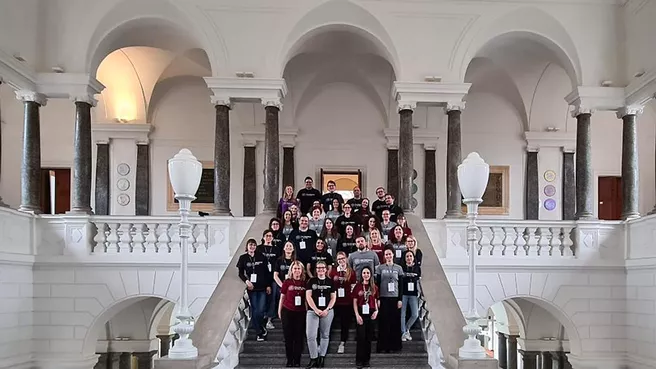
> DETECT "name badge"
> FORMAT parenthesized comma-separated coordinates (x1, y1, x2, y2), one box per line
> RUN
(327, 249, 332, 255)
(295, 295, 302, 306)
(388, 282, 395, 292)
(300, 241, 306, 249)
(250, 274, 257, 283)
(362, 304, 370, 315)
(407, 282, 415, 292)
(383, 235, 389, 242)
(318, 296, 326, 307)
(338, 288, 345, 298)
(395, 249, 402, 259)
(268, 263, 272, 272)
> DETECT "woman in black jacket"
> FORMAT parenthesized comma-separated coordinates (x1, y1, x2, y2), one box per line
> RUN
(400, 250, 421, 341)
(237, 238, 272, 341)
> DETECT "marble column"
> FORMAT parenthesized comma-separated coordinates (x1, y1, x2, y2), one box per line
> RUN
(16, 91, 47, 213)
(282, 147, 295, 190)
(0, 81, 6, 207)
(574, 110, 594, 219)
(424, 147, 437, 219)
(134, 351, 157, 369)
(93, 353, 108, 369)
(398, 103, 415, 212)
(497, 332, 508, 369)
(118, 352, 132, 369)
(562, 150, 576, 220)
(526, 149, 539, 220)
(263, 102, 280, 213)
(541, 351, 553, 369)
(445, 104, 463, 218)
(550, 351, 564, 369)
(519, 350, 539, 369)
(95, 142, 110, 215)
(157, 334, 173, 357)
(618, 107, 641, 220)
(107, 352, 120, 369)
(135, 143, 150, 215)
(70, 98, 94, 213)
(213, 102, 231, 215)
(387, 149, 399, 197)
(243, 145, 256, 217)
(651, 132, 656, 215)
(507, 335, 518, 369)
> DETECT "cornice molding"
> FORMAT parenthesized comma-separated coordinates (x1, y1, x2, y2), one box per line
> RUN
(565, 86, 625, 117)
(205, 77, 287, 107)
(384, 128, 440, 150)
(616, 104, 644, 119)
(0, 49, 36, 91)
(92, 123, 154, 144)
(393, 81, 470, 107)
(36, 73, 105, 102)
(524, 131, 576, 152)
(241, 126, 298, 147)
(15, 90, 47, 106)
(624, 68, 656, 107)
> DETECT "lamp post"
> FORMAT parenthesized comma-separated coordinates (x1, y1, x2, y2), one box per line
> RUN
(167, 149, 202, 359)
(457, 152, 489, 359)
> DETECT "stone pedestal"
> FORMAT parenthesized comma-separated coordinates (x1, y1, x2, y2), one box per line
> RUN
(214, 103, 231, 215)
(526, 150, 539, 220)
(157, 334, 173, 358)
(134, 351, 157, 369)
(519, 350, 539, 369)
(506, 335, 518, 369)
(135, 143, 150, 215)
(448, 354, 498, 369)
(497, 332, 507, 369)
(243, 145, 257, 217)
(95, 142, 110, 215)
(562, 150, 576, 220)
(398, 105, 415, 212)
(263, 104, 280, 213)
(16, 91, 47, 213)
(424, 148, 437, 219)
(574, 112, 594, 219)
(70, 100, 93, 214)
(387, 149, 399, 198)
(445, 106, 463, 218)
(619, 109, 640, 220)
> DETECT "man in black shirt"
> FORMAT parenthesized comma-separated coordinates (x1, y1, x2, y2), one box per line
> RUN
(287, 215, 318, 263)
(321, 180, 344, 212)
(372, 187, 389, 219)
(385, 194, 403, 223)
(296, 176, 322, 214)
(335, 203, 361, 236)
(347, 186, 364, 213)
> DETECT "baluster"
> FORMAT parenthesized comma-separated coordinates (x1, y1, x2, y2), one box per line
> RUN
(525, 227, 539, 256)
(106, 223, 120, 253)
(537, 227, 550, 256)
(144, 223, 158, 253)
(195, 224, 208, 253)
(562, 227, 575, 257)
(169, 224, 181, 252)
(92, 223, 107, 253)
(549, 227, 562, 256)
(118, 223, 133, 252)
(502, 227, 517, 256)
(189, 224, 198, 253)
(478, 227, 492, 256)
(514, 227, 526, 256)
(491, 227, 505, 255)
(132, 223, 145, 253)
(156, 224, 171, 253)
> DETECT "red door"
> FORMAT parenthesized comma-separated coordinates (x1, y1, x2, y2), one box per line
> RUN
(598, 176, 622, 220)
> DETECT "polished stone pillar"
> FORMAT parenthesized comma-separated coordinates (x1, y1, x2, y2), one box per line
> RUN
(243, 145, 256, 217)
(118, 352, 132, 369)
(282, 147, 295, 189)
(574, 110, 594, 219)
(70, 99, 94, 214)
(424, 147, 437, 219)
(550, 351, 565, 369)
(213, 102, 231, 215)
(107, 352, 120, 369)
(445, 104, 463, 218)
(497, 332, 507, 369)
(541, 351, 553, 369)
(398, 103, 415, 212)
(562, 150, 576, 220)
(95, 142, 110, 215)
(134, 351, 157, 369)
(157, 334, 173, 357)
(16, 91, 47, 213)
(263, 102, 280, 213)
(519, 350, 539, 369)
(387, 149, 399, 197)
(135, 143, 150, 215)
(94, 353, 108, 369)
(0, 81, 7, 207)
(618, 107, 641, 220)
(526, 149, 539, 220)
(507, 335, 518, 369)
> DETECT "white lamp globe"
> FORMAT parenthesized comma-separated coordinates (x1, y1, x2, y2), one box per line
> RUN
(457, 152, 490, 200)
(168, 149, 202, 198)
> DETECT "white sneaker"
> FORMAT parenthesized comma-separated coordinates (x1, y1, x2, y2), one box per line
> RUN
(401, 333, 408, 342)
(266, 319, 275, 330)
(337, 342, 345, 354)
(405, 331, 413, 341)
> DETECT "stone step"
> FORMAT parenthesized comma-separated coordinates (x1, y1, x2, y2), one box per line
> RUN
(238, 352, 429, 366)
(236, 366, 431, 369)
(241, 340, 427, 354)
(246, 329, 425, 342)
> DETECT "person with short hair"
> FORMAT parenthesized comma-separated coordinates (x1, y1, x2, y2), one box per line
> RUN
(279, 260, 307, 367)
(320, 180, 344, 213)
(380, 210, 397, 243)
(305, 261, 336, 368)
(259, 229, 282, 330)
(237, 238, 272, 341)
(288, 215, 318, 264)
(384, 194, 403, 223)
(348, 236, 380, 281)
(347, 186, 364, 213)
(297, 177, 322, 215)
(371, 187, 389, 219)
(309, 206, 325, 235)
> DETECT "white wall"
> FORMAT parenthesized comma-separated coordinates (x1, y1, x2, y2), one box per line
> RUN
(0, 264, 34, 369)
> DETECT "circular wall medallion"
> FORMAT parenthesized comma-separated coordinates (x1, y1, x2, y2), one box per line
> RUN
(544, 198, 556, 211)
(543, 170, 556, 182)
(412, 169, 418, 180)
(544, 184, 556, 197)
(117, 163, 130, 176)
(117, 193, 131, 206)
(116, 178, 130, 191)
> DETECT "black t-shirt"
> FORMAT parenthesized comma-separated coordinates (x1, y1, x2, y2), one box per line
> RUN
(335, 214, 361, 236)
(307, 250, 334, 275)
(347, 198, 364, 213)
(288, 228, 318, 263)
(372, 199, 389, 219)
(337, 237, 357, 256)
(306, 276, 335, 308)
(256, 244, 281, 276)
(236, 252, 271, 291)
(320, 192, 344, 213)
(402, 264, 422, 296)
(275, 257, 294, 280)
(296, 188, 322, 214)
(387, 204, 403, 223)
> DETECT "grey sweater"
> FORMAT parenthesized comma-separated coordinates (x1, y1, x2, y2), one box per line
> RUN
(375, 263, 404, 299)
(348, 250, 381, 281)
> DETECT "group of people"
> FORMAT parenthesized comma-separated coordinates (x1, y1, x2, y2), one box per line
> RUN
(237, 177, 423, 369)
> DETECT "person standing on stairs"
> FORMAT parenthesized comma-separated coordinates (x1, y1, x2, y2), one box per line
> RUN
(368, 229, 386, 265)
(305, 261, 336, 368)
(306, 238, 334, 278)
(348, 236, 380, 281)
(279, 260, 308, 367)
(400, 250, 421, 342)
(259, 229, 282, 330)
(388, 226, 407, 265)
(403, 236, 422, 267)
(297, 176, 322, 215)
(353, 266, 379, 369)
(237, 238, 272, 342)
(274, 241, 297, 304)
(329, 251, 357, 354)
(375, 248, 404, 353)
(288, 215, 318, 266)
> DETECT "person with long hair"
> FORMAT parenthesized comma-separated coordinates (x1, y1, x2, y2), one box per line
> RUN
(307, 238, 334, 278)
(270, 218, 285, 248)
(359, 198, 372, 217)
(305, 261, 336, 368)
(279, 185, 299, 219)
(258, 229, 282, 330)
(274, 241, 296, 292)
(308, 206, 325, 235)
(361, 216, 381, 242)
(282, 210, 297, 240)
(394, 214, 413, 237)
(375, 248, 404, 353)
(388, 225, 407, 265)
(403, 235, 423, 267)
(368, 229, 386, 265)
(325, 198, 342, 222)
(353, 266, 379, 369)
(329, 251, 357, 354)
(379, 210, 397, 243)
(237, 238, 272, 341)
(279, 260, 307, 367)
(400, 250, 421, 341)
(335, 202, 360, 237)
(336, 224, 357, 256)
(320, 217, 340, 256)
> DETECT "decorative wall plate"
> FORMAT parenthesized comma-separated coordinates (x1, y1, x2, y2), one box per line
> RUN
(544, 184, 556, 197)
(543, 170, 556, 182)
(117, 193, 130, 206)
(117, 163, 130, 176)
(544, 198, 556, 211)
(117, 178, 130, 191)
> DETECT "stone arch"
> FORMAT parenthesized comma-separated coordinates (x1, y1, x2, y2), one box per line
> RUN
(149, 300, 176, 338)
(276, 0, 400, 78)
(454, 7, 582, 88)
(147, 75, 208, 124)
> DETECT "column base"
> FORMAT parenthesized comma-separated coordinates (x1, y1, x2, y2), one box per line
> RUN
(622, 212, 640, 221)
(212, 208, 232, 216)
(444, 210, 464, 219)
(448, 354, 498, 369)
(575, 212, 595, 220)
(0, 197, 8, 207)
(17, 205, 42, 214)
(649, 207, 656, 216)
(67, 207, 94, 215)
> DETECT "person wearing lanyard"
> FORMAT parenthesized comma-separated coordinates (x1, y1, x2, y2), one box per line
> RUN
(352, 266, 379, 369)
(259, 229, 282, 330)
(328, 251, 357, 354)
(400, 250, 421, 342)
(306, 238, 334, 278)
(375, 248, 404, 353)
(237, 238, 272, 341)
(305, 261, 336, 368)
(279, 260, 308, 367)
(288, 215, 318, 264)
(274, 241, 296, 287)
(388, 225, 407, 265)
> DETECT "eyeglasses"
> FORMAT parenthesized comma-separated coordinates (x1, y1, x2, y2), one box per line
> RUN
(316, 267, 326, 270)
(337, 258, 346, 261)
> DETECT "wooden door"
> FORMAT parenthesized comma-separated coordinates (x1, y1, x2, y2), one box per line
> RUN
(40, 168, 71, 214)
(598, 176, 622, 220)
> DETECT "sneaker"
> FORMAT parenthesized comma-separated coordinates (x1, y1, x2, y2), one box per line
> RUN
(261, 327, 268, 337)
(337, 342, 345, 354)
(256, 334, 265, 342)
(401, 332, 408, 342)
(266, 318, 275, 330)
(405, 331, 413, 341)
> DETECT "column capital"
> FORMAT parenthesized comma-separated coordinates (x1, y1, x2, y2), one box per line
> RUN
(35, 73, 105, 102)
(569, 104, 594, 117)
(445, 101, 465, 112)
(565, 86, 624, 117)
(616, 104, 643, 119)
(211, 96, 233, 109)
(527, 146, 539, 153)
(71, 94, 98, 107)
(15, 90, 47, 106)
(397, 100, 417, 112)
(261, 98, 283, 110)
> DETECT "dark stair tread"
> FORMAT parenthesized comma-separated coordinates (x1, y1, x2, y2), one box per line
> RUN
(236, 366, 431, 369)
(240, 352, 429, 358)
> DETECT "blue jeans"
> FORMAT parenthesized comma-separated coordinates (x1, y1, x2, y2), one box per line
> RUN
(401, 295, 419, 333)
(267, 282, 281, 320)
(248, 290, 267, 334)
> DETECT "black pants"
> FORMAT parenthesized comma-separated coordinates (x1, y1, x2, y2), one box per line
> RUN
(334, 305, 353, 342)
(282, 308, 306, 364)
(376, 297, 402, 352)
(356, 315, 374, 365)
